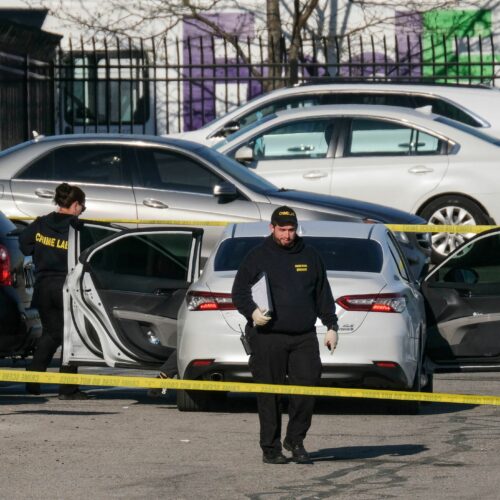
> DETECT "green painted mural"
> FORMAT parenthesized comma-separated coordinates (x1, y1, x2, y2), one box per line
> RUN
(421, 10, 499, 82)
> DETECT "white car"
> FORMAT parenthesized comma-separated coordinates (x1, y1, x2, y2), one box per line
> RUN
(214, 104, 500, 261)
(176, 221, 426, 412)
(62, 220, 500, 412)
(171, 83, 500, 145)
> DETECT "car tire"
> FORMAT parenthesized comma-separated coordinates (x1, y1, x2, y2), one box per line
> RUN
(420, 195, 489, 263)
(391, 334, 425, 415)
(392, 374, 421, 415)
(176, 389, 226, 412)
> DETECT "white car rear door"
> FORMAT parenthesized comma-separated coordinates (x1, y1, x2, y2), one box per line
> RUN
(331, 117, 449, 213)
(64, 224, 202, 368)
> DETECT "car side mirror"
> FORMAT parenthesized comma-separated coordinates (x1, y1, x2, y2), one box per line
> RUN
(213, 182, 238, 199)
(234, 146, 254, 164)
(221, 121, 240, 136)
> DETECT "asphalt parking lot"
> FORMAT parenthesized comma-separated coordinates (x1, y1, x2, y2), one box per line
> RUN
(1, 361, 499, 500)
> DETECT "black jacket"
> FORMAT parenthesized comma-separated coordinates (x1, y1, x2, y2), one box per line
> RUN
(19, 212, 77, 282)
(232, 234, 338, 334)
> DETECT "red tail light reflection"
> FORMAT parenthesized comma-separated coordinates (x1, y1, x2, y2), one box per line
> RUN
(336, 293, 406, 313)
(0, 245, 12, 286)
(187, 291, 236, 311)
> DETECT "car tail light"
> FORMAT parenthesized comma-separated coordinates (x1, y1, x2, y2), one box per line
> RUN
(336, 293, 406, 313)
(0, 245, 12, 286)
(192, 359, 215, 367)
(374, 361, 398, 368)
(186, 291, 236, 311)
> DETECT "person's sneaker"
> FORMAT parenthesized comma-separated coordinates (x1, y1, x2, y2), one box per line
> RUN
(283, 438, 312, 464)
(147, 373, 169, 398)
(26, 383, 41, 396)
(262, 451, 288, 464)
(58, 390, 90, 400)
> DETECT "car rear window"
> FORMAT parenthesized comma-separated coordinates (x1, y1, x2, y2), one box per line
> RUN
(214, 236, 383, 272)
(435, 116, 500, 146)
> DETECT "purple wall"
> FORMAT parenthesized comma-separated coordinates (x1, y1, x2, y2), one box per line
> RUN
(182, 13, 256, 131)
(395, 11, 423, 77)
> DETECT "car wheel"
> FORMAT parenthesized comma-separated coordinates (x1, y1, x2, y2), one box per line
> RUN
(392, 373, 421, 415)
(420, 195, 489, 263)
(176, 389, 226, 412)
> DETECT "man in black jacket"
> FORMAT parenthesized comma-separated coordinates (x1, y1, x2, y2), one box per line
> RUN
(232, 206, 338, 464)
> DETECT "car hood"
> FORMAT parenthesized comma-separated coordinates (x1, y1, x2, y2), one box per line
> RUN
(204, 271, 388, 334)
(264, 189, 425, 224)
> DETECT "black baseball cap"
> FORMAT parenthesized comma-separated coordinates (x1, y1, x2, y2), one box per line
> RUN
(271, 206, 298, 227)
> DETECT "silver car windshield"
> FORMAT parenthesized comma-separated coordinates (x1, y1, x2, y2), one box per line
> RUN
(194, 146, 278, 193)
(213, 113, 277, 149)
(214, 236, 383, 272)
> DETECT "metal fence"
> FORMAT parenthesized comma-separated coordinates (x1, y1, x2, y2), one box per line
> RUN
(55, 33, 500, 137)
(3, 32, 499, 148)
(0, 20, 58, 150)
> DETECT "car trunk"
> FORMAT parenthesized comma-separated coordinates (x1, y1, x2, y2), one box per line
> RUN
(206, 271, 388, 334)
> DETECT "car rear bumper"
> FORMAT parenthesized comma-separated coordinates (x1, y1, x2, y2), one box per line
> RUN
(183, 360, 410, 390)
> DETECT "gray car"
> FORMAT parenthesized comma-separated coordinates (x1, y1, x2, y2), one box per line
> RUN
(0, 134, 429, 276)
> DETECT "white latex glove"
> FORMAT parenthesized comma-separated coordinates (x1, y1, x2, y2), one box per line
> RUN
(324, 329, 338, 353)
(252, 307, 271, 326)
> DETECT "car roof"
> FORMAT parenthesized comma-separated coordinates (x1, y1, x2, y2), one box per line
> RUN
(274, 103, 440, 122)
(260, 82, 500, 98)
(228, 103, 499, 146)
(228, 220, 384, 239)
(1, 133, 206, 154)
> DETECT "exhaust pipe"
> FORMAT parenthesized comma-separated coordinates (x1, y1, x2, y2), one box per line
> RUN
(210, 372, 224, 381)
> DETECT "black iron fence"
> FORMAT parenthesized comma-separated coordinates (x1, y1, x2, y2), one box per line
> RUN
(1, 32, 499, 148)
(0, 20, 59, 149)
(55, 33, 500, 137)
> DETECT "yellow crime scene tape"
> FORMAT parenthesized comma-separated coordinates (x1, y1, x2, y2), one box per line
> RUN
(9, 216, 500, 233)
(0, 369, 499, 406)
(6, 217, 499, 406)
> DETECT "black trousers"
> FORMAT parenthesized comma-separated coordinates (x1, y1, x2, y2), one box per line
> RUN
(159, 348, 178, 378)
(248, 329, 322, 454)
(28, 276, 78, 396)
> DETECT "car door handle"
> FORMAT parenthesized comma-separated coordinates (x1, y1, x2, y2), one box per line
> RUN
(399, 142, 427, 148)
(303, 171, 328, 179)
(143, 198, 169, 209)
(288, 145, 314, 152)
(34, 188, 55, 199)
(408, 166, 433, 174)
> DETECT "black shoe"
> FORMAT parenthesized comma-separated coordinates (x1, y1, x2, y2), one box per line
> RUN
(26, 383, 41, 396)
(283, 438, 312, 464)
(262, 451, 288, 464)
(58, 390, 90, 400)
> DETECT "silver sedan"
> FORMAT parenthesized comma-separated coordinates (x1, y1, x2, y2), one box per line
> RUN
(0, 133, 429, 277)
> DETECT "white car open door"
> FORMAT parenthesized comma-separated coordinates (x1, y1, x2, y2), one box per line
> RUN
(63, 223, 202, 369)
